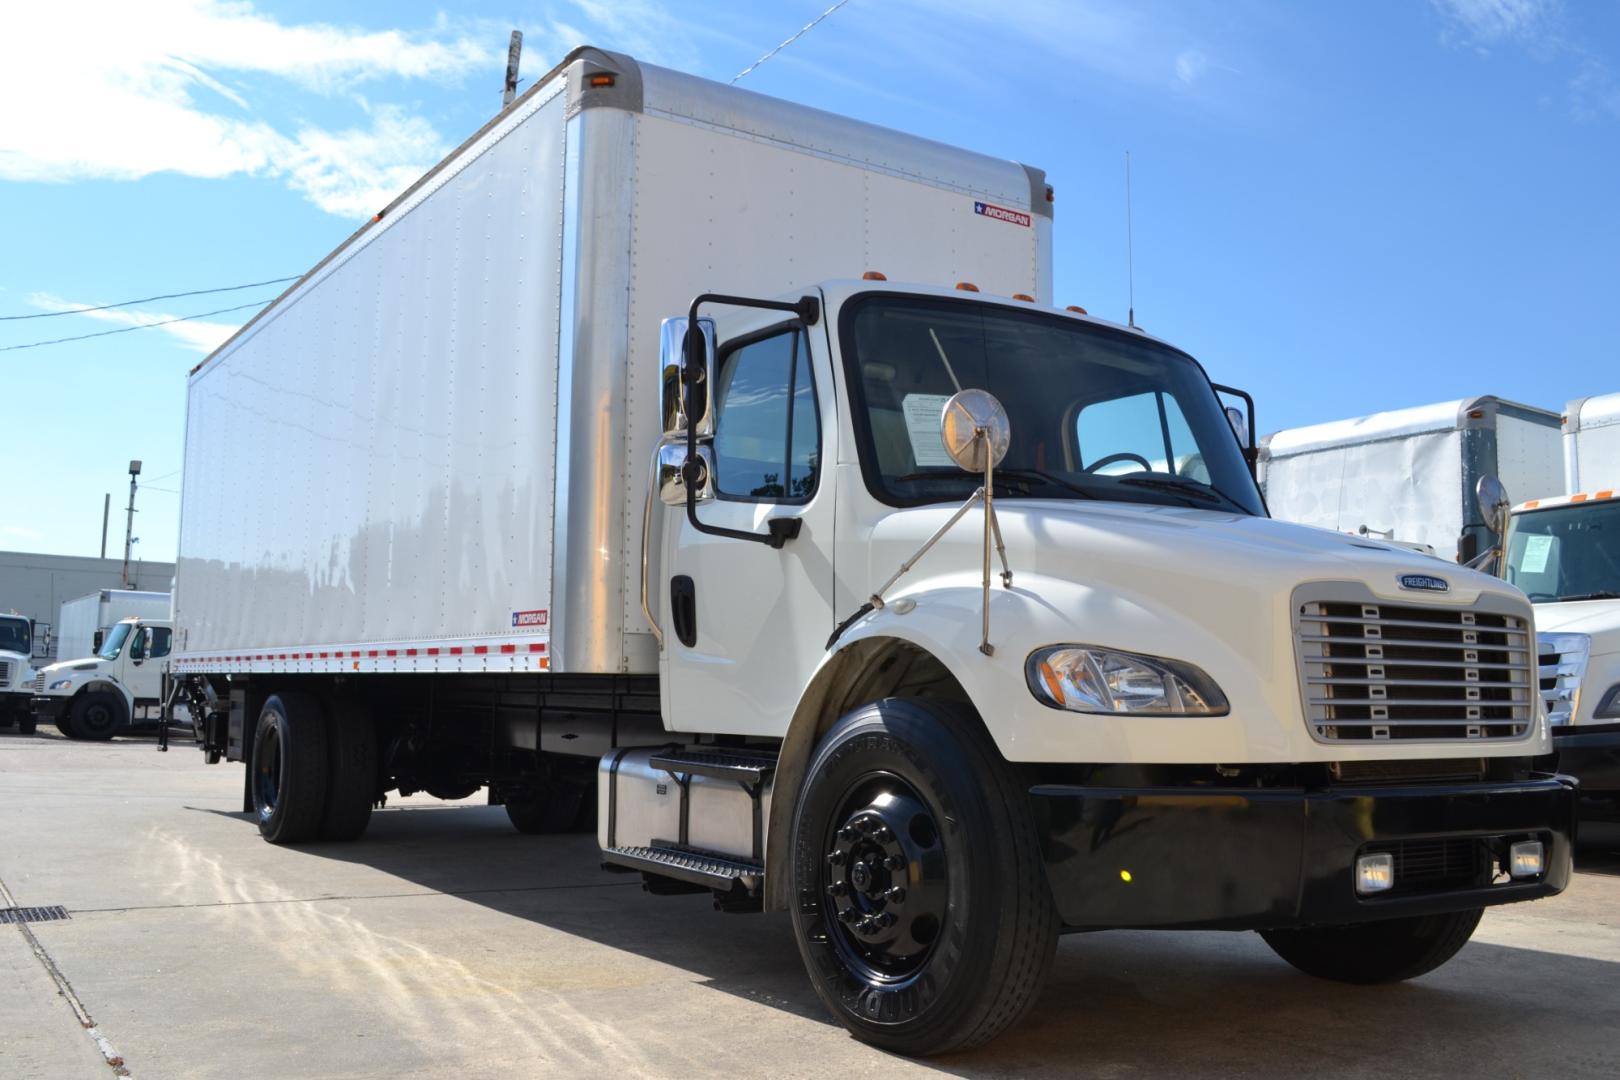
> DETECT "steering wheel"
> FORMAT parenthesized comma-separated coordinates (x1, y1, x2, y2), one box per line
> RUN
(1084, 451, 1153, 474)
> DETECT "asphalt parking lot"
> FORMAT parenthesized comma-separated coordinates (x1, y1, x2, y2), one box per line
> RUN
(3, 729, 1619, 1080)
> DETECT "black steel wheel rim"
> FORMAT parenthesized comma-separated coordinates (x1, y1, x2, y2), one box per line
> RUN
(253, 723, 282, 821)
(82, 702, 114, 733)
(820, 770, 949, 986)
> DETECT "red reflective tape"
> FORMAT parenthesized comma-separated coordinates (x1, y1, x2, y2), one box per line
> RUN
(406, 648, 417, 656)
(450, 647, 464, 655)
(427, 648, 439, 656)
(528, 643, 545, 653)
(319, 652, 329, 658)
(474, 645, 489, 655)
(386, 649, 397, 657)
(351, 651, 361, 658)
(499, 644, 516, 654)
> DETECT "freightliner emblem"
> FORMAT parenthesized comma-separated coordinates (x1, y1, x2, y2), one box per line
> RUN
(1398, 573, 1450, 593)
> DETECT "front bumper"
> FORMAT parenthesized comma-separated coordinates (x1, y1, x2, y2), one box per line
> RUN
(30, 695, 68, 721)
(1552, 724, 1620, 820)
(1032, 774, 1576, 931)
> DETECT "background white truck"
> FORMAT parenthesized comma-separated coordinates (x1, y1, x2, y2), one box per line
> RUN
(1259, 396, 1563, 560)
(55, 589, 172, 664)
(0, 611, 37, 732)
(167, 48, 1574, 1055)
(1563, 391, 1620, 494)
(31, 615, 173, 740)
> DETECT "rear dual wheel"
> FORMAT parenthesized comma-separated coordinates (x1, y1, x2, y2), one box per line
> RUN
(789, 699, 1059, 1056)
(252, 692, 376, 844)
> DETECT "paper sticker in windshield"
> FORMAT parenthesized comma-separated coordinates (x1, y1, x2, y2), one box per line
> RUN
(902, 394, 955, 468)
(1520, 534, 1554, 575)
(974, 201, 1031, 227)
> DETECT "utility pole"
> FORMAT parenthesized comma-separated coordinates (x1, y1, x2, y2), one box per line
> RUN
(100, 493, 110, 559)
(502, 31, 523, 108)
(122, 460, 141, 588)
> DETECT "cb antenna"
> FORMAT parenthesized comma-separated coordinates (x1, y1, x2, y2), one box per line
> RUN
(1125, 150, 1137, 328)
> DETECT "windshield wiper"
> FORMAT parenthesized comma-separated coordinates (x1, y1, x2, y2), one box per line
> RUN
(1554, 591, 1620, 602)
(1114, 474, 1247, 511)
(890, 468, 1100, 500)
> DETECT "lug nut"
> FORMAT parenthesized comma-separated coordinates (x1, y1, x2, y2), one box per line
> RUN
(839, 826, 860, 842)
(857, 817, 874, 833)
(826, 849, 845, 866)
(873, 826, 892, 842)
(884, 854, 906, 871)
(837, 908, 858, 923)
(880, 912, 897, 928)
(827, 881, 847, 898)
(885, 886, 906, 903)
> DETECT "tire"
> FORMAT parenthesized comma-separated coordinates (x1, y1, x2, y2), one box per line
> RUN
(320, 701, 377, 841)
(70, 691, 126, 741)
(505, 763, 595, 835)
(1260, 908, 1484, 984)
(54, 711, 77, 738)
(0, 712, 13, 730)
(18, 713, 36, 735)
(788, 698, 1059, 1056)
(251, 692, 330, 844)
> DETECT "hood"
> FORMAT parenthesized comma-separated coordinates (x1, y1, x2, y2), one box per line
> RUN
(1533, 598, 1620, 645)
(870, 499, 1502, 603)
(39, 658, 106, 677)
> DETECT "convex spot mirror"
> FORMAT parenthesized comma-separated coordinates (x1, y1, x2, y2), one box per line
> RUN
(1477, 475, 1510, 536)
(941, 389, 1011, 472)
(659, 316, 715, 437)
(659, 443, 714, 506)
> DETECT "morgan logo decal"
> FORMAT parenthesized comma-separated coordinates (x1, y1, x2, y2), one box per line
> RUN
(974, 200, 1031, 227)
(1398, 574, 1450, 593)
(511, 609, 549, 628)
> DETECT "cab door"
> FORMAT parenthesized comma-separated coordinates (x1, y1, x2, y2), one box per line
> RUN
(661, 317, 836, 737)
(125, 624, 172, 710)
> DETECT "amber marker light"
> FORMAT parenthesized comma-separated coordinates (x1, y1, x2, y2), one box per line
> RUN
(589, 73, 615, 87)
(862, 270, 887, 280)
(1065, 305, 1088, 315)
(955, 282, 979, 292)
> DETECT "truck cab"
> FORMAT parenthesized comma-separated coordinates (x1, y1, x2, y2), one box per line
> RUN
(32, 616, 173, 740)
(1501, 489, 1620, 817)
(0, 612, 37, 732)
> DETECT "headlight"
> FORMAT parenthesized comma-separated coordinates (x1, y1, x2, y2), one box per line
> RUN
(48, 678, 75, 691)
(1027, 645, 1228, 716)
(1597, 684, 1620, 720)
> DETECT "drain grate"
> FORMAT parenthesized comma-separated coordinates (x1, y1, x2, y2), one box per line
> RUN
(0, 905, 70, 925)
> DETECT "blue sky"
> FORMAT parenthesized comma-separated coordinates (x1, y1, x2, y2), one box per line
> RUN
(2, 0, 1617, 561)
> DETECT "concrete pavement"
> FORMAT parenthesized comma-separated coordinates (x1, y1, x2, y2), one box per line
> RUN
(3, 728, 1618, 1079)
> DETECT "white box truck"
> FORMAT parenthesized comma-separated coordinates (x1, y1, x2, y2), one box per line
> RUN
(1259, 396, 1563, 561)
(0, 611, 37, 732)
(166, 48, 1575, 1055)
(1563, 391, 1620, 494)
(54, 588, 172, 663)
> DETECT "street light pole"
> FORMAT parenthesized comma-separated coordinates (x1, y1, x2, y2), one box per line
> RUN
(122, 460, 141, 588)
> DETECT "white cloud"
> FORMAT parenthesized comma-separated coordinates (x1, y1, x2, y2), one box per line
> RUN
(1431, 0, 1562, 49)
(1175, 49, 1211, 86)
(0, 1, 492, 215)
(28, 293, 250, 354)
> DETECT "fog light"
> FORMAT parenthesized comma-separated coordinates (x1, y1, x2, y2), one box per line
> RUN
(1355, 852, 1394, 895)
(1509, 840, 1545, 879)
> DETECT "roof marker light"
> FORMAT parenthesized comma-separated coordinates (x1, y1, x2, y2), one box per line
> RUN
(589, 73, 616, 88)
(1065, 305, 1089, 315)
(955, 282, 979, 292)
(1012, 293, 1034, 302)
(862, 270, 887, 281)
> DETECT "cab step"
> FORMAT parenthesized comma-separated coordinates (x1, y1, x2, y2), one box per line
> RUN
(602, 842, 765, 893)
(646, 748, 776, 785)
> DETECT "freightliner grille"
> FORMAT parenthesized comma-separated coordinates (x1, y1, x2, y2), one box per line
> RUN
(1536, 632, 1588, 727)
(0, 659, 10, 686)
(1294, 587, 1534, 742)
(32, 672, 46, 693)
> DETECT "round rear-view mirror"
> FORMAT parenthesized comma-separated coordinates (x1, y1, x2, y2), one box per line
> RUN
(1476, 475, 1510, 534)
(940, 389, 1011, 473)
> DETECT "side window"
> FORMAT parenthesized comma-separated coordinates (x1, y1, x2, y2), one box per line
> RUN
(711, 329, 820, 502)
(148, 627, 172, 659)
(129, 628, 147, 660)
(1076, 391, 1206, 481)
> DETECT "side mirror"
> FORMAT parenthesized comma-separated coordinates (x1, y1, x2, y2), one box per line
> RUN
(659, 316, 715, 437)
(659, 443, 713, 505)
(1476, 475, 1510, 537)
(1225, 406, 1249, 448)
(92, 630, 104, 651)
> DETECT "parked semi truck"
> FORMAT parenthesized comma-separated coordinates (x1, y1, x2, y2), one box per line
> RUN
(1, 611, 37, 732)
(165, 48, 1575, 1054)
(32, 615, 174, 739)
(1259, 396, 1563, 561)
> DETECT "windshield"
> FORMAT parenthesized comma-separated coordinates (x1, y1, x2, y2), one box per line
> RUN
(0, 617, 29, 655)
(98, 622, 133, 660)
(839, 296, 1264, 514)
(1504, 501, 1620, 602)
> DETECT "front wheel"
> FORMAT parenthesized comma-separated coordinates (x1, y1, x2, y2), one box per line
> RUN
(789, 698, 1058, 1056)
(1260, 908, 1483, 984)
(70, 691, 126, 741)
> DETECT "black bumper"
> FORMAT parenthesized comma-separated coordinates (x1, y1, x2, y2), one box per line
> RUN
(30, 696, 67, 721)
(1031, 774, 1576, 931)
(1554, 724, 1620, 820)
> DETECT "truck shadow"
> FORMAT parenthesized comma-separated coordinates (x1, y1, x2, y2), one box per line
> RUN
(193, 802, 1620, 1076)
